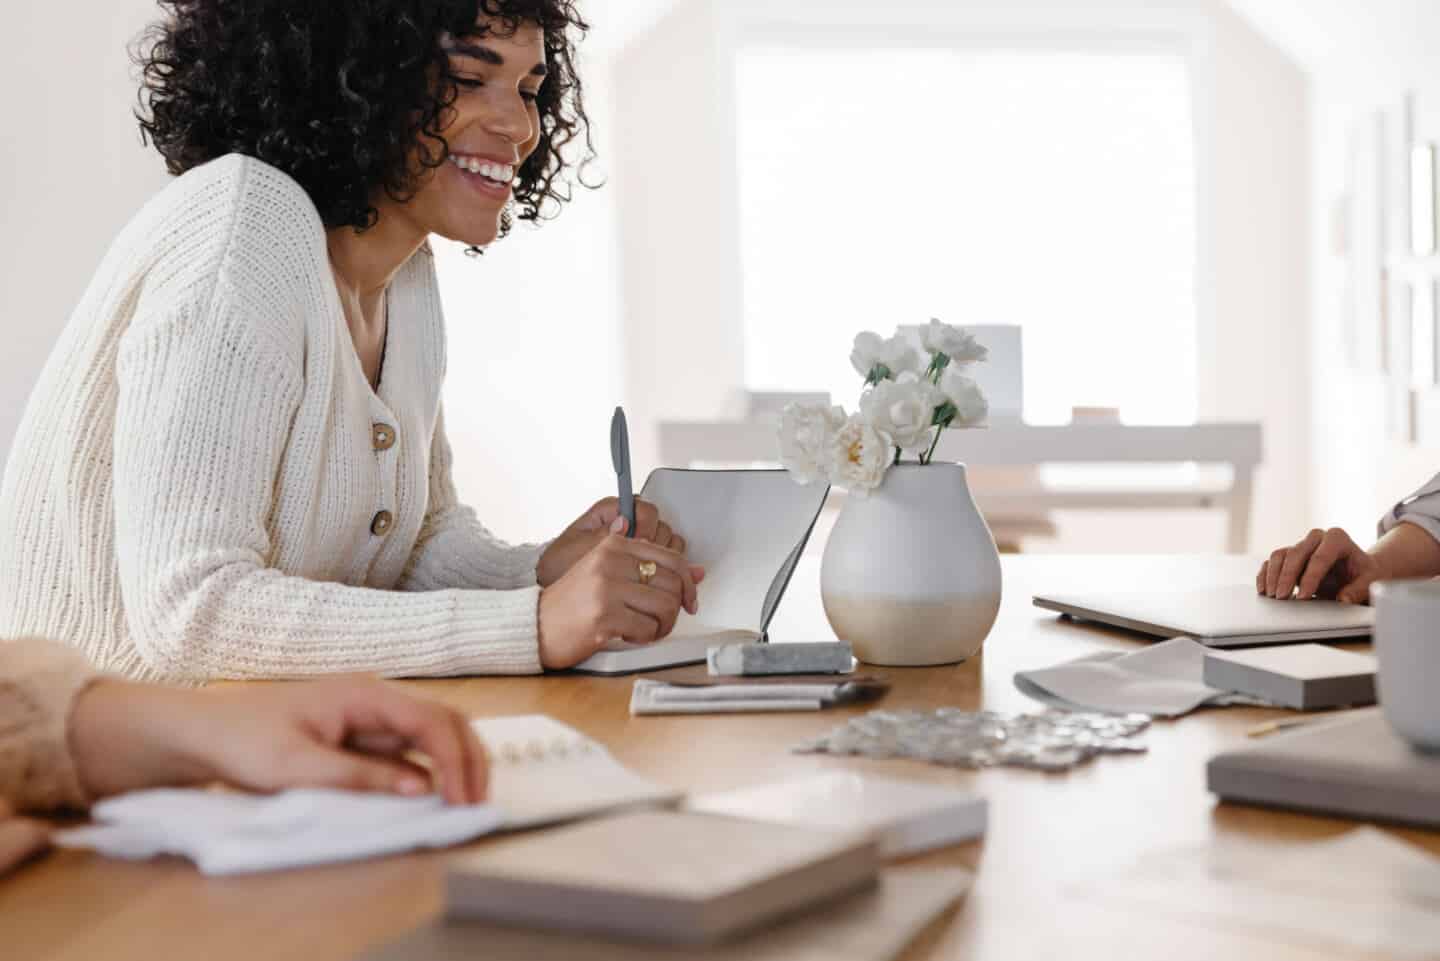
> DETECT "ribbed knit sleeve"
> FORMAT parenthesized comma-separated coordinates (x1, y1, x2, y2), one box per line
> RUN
(398, 405, 549, 593)
(0, 639, 99, 813)
(112, 287, 543, 682)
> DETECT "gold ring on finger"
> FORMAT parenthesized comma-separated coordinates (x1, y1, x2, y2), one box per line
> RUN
(637, 560, 658, 586)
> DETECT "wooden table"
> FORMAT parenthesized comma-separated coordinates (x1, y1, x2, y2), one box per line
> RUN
(6, 555, 1433, 960)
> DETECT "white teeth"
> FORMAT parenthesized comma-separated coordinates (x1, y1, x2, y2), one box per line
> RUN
(450, 156, 513, 183)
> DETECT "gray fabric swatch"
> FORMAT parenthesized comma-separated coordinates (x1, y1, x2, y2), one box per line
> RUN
(1014, 637, 1267, 717)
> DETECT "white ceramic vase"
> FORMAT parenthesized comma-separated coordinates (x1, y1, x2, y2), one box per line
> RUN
(821, 463, 1002, 666)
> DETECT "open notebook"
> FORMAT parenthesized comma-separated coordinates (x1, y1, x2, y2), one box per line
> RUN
(470, 715, 681, 830)
(573, 469, 830, 675)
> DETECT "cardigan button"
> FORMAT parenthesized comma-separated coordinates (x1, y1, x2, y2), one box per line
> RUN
(372, 423, 396, 451)
(370, 510, 394, 536)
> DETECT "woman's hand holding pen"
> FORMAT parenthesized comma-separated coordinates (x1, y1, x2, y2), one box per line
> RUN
(536, 515, 705, 670)
(536, 497, 686, 588)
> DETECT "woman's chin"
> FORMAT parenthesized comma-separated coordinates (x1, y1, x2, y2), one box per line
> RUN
(437, 222, 500, 249)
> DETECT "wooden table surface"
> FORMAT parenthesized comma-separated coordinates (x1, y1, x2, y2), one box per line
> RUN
(5, 554, 1434, 960)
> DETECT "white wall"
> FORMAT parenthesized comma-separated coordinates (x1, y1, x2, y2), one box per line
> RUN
(0, 1, 168, 458)
(612, 0, 1310, 552)
(1224, 0, 1440, 541)
(1298, 9, 1440, 540)
(1199, 0, 1310, 552)
(610, 0, 747, 474)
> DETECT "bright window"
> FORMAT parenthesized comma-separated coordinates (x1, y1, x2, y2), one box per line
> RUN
(735, 48, 1197, 424)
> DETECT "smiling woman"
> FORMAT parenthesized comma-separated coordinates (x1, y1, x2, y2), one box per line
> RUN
(136, 0, 592, 243)
(0, 0, 702, 683)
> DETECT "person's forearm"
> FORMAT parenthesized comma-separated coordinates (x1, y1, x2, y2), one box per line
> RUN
(1370, 521, 1440, 580)
(67, 681, 212, 800)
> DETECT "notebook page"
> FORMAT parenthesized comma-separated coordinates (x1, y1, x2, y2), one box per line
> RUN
(470, 715, 681, 829)
(640, 470, 828, 636)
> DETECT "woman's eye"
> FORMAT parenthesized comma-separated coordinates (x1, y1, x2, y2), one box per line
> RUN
(453, 76, 537, 103)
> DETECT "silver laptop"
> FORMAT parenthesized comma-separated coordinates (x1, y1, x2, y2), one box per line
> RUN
(1032, 585, 1374, 648)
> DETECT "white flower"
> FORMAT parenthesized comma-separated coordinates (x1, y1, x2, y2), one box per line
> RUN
(850, 331, 920, 382)
(777, 402, 847, 484)
(920, 319, 988, 366)
(939, 368, 989, 427)
(828, 413, 892, 494)
(860, 372, 946, 451)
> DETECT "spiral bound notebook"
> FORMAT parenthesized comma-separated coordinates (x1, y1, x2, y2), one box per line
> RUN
(572, 470, 830, 676)
(469, 715, 681, 830)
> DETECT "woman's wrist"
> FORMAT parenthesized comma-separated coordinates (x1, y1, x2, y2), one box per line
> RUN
(535, 546, 561, 588)
(1372, 521, 1440, 581)
(68, 681, 214, 800)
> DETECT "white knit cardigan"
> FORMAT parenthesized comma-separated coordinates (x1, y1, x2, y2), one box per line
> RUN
(0, 154, 546, 682)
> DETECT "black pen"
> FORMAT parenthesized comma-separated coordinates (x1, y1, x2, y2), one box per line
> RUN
(610, 406, 636, 538)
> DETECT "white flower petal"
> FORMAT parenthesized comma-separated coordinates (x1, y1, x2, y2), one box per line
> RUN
(940, 369, 989, 426)
(860, 375, 945, 450)
(850, 331, 885, 379)
(921, 318, 988, 366)
(778, 402, 847, 484)
(828, 414, 892, 493)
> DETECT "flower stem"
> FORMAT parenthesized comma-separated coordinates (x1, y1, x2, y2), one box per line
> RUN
(930, 353, 950, 384)
(921, 426, 944, 465)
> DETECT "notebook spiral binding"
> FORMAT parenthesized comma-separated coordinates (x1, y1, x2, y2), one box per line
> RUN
(490, 735, 597, 765)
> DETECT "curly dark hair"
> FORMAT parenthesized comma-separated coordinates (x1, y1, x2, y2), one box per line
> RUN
(134, 0, 594, 236)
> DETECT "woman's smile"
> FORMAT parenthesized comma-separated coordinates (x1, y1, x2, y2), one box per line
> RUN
(447, 152, 516, 204)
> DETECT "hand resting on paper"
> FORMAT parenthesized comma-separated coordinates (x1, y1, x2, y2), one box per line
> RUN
(536, 497, 689, 587)
(1256, 522, 1440, 603)
(67, 676, 490, 806)
(0, 669, 489, 878)
(537, 522, 706, 670)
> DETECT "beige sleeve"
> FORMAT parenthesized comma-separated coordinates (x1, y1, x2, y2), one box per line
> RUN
(112, 295, 542, 681)
(0, 639, 101, 813)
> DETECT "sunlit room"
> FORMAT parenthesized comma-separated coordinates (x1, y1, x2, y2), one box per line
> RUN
(2, 0, 1439, 957)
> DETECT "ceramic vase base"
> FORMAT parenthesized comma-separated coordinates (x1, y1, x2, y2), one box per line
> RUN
(822, 593, 1000, 666)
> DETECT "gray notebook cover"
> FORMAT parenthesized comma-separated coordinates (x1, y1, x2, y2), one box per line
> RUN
(1201, 644, 1377, 710)
(360, 867, 971, 961)
(1208, 709, 1440, 828)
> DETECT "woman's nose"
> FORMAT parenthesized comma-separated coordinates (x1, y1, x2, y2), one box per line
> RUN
(485, 95, 534, 145)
